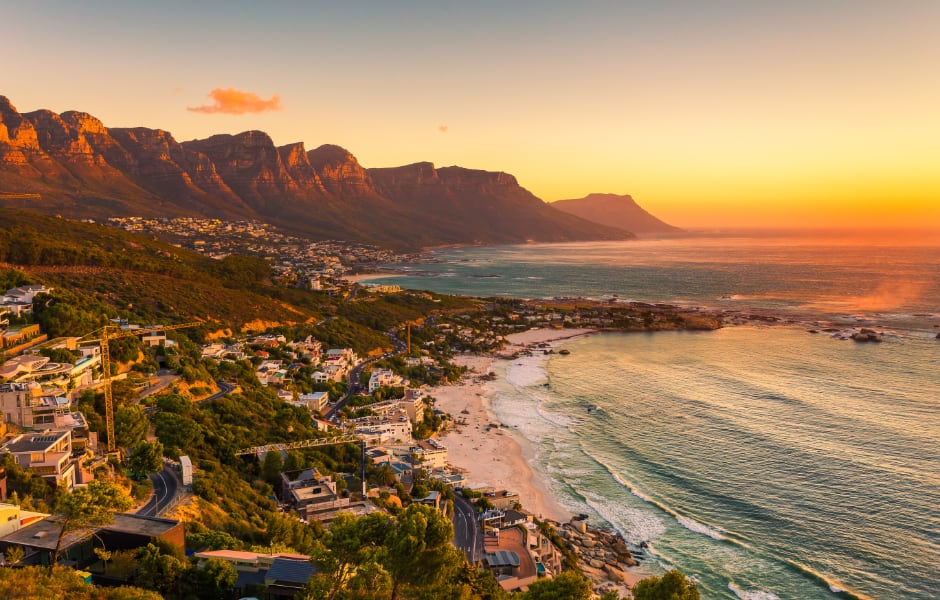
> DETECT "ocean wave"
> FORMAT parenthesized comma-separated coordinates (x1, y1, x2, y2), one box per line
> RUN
(776, 559, 871, 600)
(592, 452, 737, 544)
(535, 401, 581, 428)
(728, 582, 780, 600)
(580, 491, 667, 544)
(676, 515, 727, 540)
(505, 359, 549, 388)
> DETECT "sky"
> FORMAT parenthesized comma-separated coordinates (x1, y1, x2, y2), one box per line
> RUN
(6, 1, 939, 230)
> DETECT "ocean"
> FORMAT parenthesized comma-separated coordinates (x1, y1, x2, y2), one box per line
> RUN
(370, 233, 940, 599)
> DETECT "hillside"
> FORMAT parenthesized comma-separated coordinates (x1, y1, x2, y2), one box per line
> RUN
(0, 96, 633, 250)
(552, 193, 682, 234)
(0, 209, 473, 352)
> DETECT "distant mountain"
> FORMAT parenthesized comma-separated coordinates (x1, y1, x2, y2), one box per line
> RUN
(552, 193, 682, 234)
(0, 95, 632, 250)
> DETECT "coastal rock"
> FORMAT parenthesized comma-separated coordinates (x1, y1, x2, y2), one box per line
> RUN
(604, 564, 628, 584)
(589, 558, 605, 569)
(851, 330, 883, 342)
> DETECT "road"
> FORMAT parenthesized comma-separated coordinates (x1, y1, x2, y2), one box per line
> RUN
(139, 462, 181, 518)
(452, 492, 483, 565)
(324, 359, 376, 420)
(137, 369, 180, 400)
(200, 380, 236, 403)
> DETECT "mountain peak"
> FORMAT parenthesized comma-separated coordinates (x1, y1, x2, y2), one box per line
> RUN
(552, 193, 681, 234)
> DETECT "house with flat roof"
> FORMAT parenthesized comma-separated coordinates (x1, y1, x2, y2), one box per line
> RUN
(2, 285, 53, 306)
(194, 550, 316, 598)
(411, 438, 448, 469)
(2, 429, 77, 489)
(368, 369, 404, 393)
(0, 503, 48, 538)
(0, 513, 182, 568)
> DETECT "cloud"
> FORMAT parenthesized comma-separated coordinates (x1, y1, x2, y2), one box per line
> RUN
(188, 88, 281, 115)
(438, 124, 449, 133)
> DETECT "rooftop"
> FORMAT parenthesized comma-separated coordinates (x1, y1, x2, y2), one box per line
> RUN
(485, 550, 521, 568)
(4, 431, 70, 453)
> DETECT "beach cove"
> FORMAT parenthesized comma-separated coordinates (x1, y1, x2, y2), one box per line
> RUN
(430, 328, 653, 593)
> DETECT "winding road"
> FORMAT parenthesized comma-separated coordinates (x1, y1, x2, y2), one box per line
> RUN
(138, 462, 181, 518)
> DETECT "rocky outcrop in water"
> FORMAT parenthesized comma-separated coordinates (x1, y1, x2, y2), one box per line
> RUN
(560, 517, 640, 595)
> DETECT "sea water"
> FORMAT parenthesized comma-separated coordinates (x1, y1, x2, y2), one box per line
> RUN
(373, 233, 940, 599)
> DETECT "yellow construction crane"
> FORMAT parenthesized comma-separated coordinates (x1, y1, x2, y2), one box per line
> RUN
(404, 318, 424, 354)
(80, 322, 200, 453)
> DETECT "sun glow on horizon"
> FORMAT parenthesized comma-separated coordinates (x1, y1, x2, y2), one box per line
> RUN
(5, 1, 938, 233)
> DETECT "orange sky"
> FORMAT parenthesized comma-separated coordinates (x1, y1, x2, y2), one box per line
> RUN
(6, 1, 939, 230)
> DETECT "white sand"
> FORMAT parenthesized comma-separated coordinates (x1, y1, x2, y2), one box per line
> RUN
(432, 354, 572, 523)
(431, 335, 650, 594)
(344, 272, 398, 283)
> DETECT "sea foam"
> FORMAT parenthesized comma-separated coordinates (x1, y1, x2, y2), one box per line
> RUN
(676, 515, 727, 541)
(728, 582, 781, 600)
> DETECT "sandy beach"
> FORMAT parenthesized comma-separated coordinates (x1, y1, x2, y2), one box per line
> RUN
(432, 328, 595, 523)
(344, 272, 398, 283)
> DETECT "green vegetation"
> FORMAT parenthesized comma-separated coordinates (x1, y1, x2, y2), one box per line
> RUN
(632, 569, 701, 600)
(304, 504, 477, 600)
(0, 566, 161, 600)
(523, 570, 592, 599)
(0, 210, 715, 599)
(50, 480, 134, 573)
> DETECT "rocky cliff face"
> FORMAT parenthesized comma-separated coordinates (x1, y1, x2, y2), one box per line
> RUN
(307, 144, 376, 197)
(0, 97, 48, 172)
(0, 95, 636, 248)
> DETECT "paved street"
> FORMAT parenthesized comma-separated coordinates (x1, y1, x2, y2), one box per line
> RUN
(138, 462, 181, 517)
(452, 492, 482, 565)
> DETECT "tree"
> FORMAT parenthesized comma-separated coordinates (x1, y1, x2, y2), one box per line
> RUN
(632, 569, 700, 600)
(0, 565, 162, 600)
(262, 450, 284, 485)
(152, 411, 202, 451)
(113, 405, 148, 448)
(308, 511, 392, 600)
(383, 503, 463, 600)
(524, 570, 592, 600)
(50, 480, 133, 573)
(4, 545, 24, 566)
(188, 557, 237, 600)
(137, 542, 188, 597)
(128, 441, 165, 478)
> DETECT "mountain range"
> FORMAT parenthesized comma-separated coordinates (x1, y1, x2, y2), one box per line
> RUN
(0, 96, 677, 249)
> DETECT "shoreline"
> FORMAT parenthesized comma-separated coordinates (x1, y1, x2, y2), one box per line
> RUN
(432, 328, 597, 523)
(431, 326, 648, 593)
(432, 353, 572, 523)
(344, 271, 398, 283)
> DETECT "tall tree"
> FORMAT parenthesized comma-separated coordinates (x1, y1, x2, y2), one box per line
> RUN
(128, 441, 165, 477)
(383, 503, 463, 600)
(308, 511, 392, 600)
(113, 405, 148, 448)
(50, 480, 133, 573)
(137, 542, 188, 597)
(188, 557, 237, 600)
